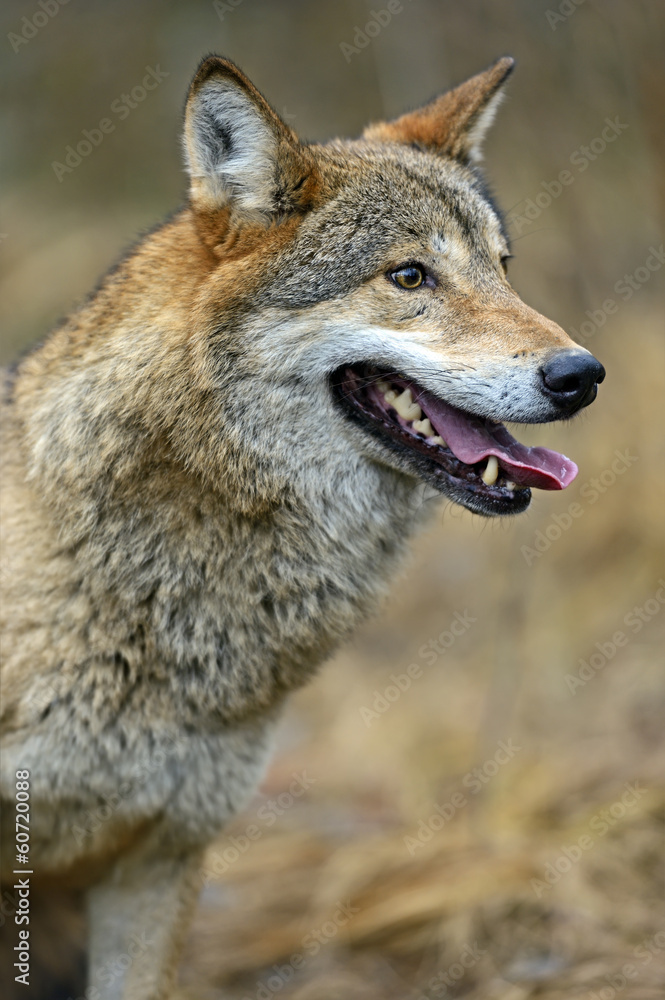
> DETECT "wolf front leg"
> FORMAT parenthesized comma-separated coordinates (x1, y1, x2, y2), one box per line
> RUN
(87, 843, 205, 999)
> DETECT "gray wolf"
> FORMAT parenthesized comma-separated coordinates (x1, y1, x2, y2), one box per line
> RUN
(0, 54, 604, 998)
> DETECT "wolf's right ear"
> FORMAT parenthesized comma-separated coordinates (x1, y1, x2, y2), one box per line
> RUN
(363, 57, 514, 165)
(183, 56, 317, 223)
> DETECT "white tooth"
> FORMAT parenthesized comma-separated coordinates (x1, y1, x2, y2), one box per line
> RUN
(392, 388, 422, 421)
(431, 436, 446, 446)
(412, 418, 434, 437)
(376, 379, 391, 393)
(481, 455, 499, 486)
(384, 389, 397, 404)
(505, 481, 516, 491)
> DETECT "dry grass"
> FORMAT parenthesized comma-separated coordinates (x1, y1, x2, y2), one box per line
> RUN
(177, 309, 665, 998)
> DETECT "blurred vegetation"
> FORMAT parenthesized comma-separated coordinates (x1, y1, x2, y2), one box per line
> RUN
(1, 1, 664, 997)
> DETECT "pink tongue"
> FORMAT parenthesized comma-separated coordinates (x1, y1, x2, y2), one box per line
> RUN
(416, 389, 578, 490)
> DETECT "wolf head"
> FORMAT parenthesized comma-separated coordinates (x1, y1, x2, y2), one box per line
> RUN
(182, 56, 604, 517)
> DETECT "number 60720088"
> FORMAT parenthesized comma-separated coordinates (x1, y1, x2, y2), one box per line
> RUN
(15, 771, 30, 862)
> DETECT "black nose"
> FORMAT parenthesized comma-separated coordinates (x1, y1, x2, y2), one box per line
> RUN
(540, 350, 605, 412)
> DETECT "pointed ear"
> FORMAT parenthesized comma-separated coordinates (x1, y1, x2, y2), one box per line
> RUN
(363, 57, 514, 164)
(183, 56, 316, 222)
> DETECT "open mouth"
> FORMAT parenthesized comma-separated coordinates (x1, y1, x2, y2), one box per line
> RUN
(331, 365, 578, 516)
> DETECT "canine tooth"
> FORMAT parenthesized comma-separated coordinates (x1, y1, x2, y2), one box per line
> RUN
(413, 418, 434, 437)
(431, 436, 446, 446)
(481, 456, 499, 486)
(392, 388, 422, 421)
(384, 389, 397, 404)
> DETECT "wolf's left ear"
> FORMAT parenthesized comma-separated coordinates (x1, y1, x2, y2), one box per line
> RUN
(183, 56, 316, 222)
(363, 57, 514, 164)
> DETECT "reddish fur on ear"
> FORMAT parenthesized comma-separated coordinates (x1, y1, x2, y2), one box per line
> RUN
(363, 57, 514, 163)
(184, 55, 321, 221)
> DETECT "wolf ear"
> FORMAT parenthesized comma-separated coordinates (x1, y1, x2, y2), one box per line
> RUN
(363, 57, 514, 164)
(183, 56, 315, 222)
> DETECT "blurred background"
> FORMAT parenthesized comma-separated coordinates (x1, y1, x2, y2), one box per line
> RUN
(2, 1, 664, 997)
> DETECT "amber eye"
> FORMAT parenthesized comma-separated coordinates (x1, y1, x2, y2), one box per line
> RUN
(391, 265, 425, 289)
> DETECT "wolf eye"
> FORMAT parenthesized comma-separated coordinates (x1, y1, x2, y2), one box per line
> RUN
(500, 254, 513, 274)
(390, 265, 425, 289)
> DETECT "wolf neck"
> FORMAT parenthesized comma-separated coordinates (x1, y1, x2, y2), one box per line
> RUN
(12, 211, 428, 726)
(30, 432, 423, 726)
